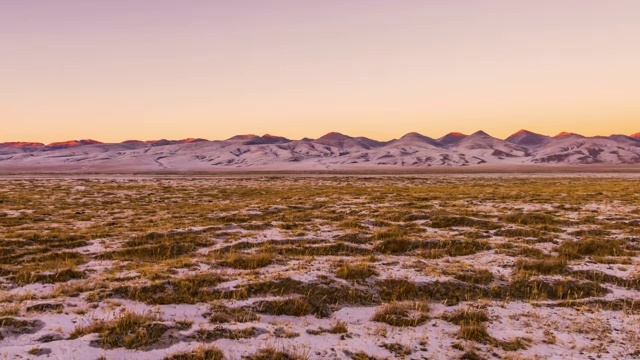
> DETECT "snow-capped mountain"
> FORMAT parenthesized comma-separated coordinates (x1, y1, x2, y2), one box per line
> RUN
(1, 131, 639, 171)
(505, 130, 551, 148)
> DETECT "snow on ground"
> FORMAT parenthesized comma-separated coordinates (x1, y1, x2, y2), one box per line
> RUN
(0, 175, 639, 359)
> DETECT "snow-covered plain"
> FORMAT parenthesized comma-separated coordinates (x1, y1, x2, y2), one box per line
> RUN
(0, 175, 639, 359)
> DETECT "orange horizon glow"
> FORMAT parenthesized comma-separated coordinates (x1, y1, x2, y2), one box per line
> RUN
(2, 1, 639, 143)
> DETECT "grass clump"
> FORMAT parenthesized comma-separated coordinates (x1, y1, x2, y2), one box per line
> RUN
(336, 263, 378, 281)
(163, 346, 224, 360)
(69, 311, 169, 349)
(430, 216, 500, 230)
(254, 297, 315, 317)
(420, 240, 491, 259)
(26, 303, 64, 313)
(14, 268, 86, 285)
(502, 212, 558, 225)
(442, 309, 489, 325)
(236, 278, 376, 316)
(376, 278, 421, 301)
(0, 305, 21, 317)
(373, 239, 421, 254)
(329, 320, 348, 334)
(0, 317, 44, 337)
(498, 279, 607, 300)
(207, 303, 259, 323)
(495, 228, 545, 238)
(370, 226, 416, 241)
(381, 343, 412, 357)
(591, 256, 633, 264)
(113, 273, 227, 304)
(514, 257, 568, 276)
(307, 320, 348, 335)
(218, 252, 274, 270)
(452, 310, 530, 351)
(371, 302, 429, 327)
(377, 278, 489, 305)
(571, 270, 640, 291)
(244, 347, 307, 360)
(557, 238, 630, 259)
(495, 243, 545, 258)
(453, 269, 494, 284)
(190, 326, 260, 342)
(347, 352, 384, 360)
(271, 242, 371, 257)
(458, 322, 491, 343)
(28, 251, 87, 266)
(101, 243, 196, 262)
(459, 351, 485, 360)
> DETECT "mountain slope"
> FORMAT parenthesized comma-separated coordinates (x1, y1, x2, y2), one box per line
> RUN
(532, 136, 640, 164)
(451, 131, 530, 164)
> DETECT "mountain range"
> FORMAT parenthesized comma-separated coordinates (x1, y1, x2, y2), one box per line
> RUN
(1, 130, 640, 171)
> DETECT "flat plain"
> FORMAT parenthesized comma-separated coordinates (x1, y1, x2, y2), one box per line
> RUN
(1, 174, 639, 360)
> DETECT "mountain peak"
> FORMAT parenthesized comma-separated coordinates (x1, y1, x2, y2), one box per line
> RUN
(243, 134, 290, 145)
(469, 130, 491, 137)
(506, 129, 550, 147)
(227, 134, 258, 141)
(400, 132, 428, 140)
(513, 129, 533, 136)
(554, 131, 583, 138)
(319, 132, 352, 141)
(437, 132, 467, 146)
(632, 132, 640, 138)
(397, 132, 441, 147)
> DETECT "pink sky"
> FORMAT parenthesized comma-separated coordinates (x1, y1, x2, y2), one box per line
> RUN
(1, 1, 639, 142)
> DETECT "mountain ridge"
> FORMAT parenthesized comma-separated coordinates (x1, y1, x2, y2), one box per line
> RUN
(1, 130, 639, 171)
(4, 130, 639, 148)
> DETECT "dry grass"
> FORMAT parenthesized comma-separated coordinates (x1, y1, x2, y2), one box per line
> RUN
(335, 262, 378, 281)
(514, 258, 568, 276)
(163, 346, 224, 360)
(69, 310, 169, 349)
(244, 347, 308, 360)
(1, 176, 639, 359)
(217, 252, 274, 270)
(372, 302, 429, 327)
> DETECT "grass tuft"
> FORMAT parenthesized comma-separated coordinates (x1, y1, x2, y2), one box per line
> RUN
(163, 346, 224, 360)
(336, 263, 378, 281)
(69, 310, 169, 349)
(372, 302, 429, 327)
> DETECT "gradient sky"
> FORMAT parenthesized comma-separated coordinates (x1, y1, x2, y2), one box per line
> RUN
(2, 0, 639, 143)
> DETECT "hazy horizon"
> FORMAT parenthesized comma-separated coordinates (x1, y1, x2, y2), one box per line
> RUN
(2, 1, 639, 143)
(3, 128, 640, 145)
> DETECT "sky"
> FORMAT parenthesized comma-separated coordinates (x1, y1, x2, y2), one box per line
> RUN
(1, 0, 639, 143)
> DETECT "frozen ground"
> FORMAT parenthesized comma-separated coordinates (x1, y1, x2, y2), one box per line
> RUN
(0, 175, 639, 359)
